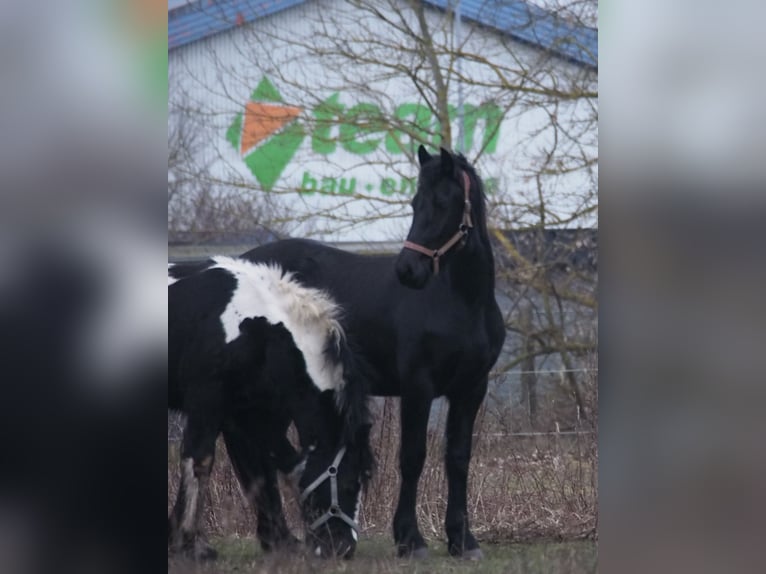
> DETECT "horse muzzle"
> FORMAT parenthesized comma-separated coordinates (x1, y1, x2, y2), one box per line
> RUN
(394, 248, 430, 289)
(309, 529, 357, 560)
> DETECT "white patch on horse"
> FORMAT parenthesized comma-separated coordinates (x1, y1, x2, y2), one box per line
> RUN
(285, 456, 307, 494)
(180, 457, 199, 532)
(167, 264, 178, 286)
(211, 257, 345, 392)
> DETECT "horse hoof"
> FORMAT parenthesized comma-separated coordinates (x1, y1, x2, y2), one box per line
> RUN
(261, 534, 300, 553)
(412, 547, 430, 560)
(461, 548, 484, 561)
(194, 542, 219, 562)
(398, 546, 429, 560)
(168, 537, 219, 562)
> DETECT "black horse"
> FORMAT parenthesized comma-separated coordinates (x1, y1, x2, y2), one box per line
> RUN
(240, 146, 506, 559)
(168, 257, 373, 560)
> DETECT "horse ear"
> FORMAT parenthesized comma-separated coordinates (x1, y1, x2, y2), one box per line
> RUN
(417, 145, 432, 166)
(440, 147, 455, 174)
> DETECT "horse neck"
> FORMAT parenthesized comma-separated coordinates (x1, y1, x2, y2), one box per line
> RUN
(446, 224, 496, 300)
(292, 397, 341, 452)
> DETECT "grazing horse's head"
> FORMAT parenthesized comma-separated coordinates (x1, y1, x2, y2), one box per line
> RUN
(296, 417, 373, 559)
(396, 145, 477, 289)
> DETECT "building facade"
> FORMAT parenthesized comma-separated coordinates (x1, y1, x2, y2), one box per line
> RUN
(169, 0, 597, 242)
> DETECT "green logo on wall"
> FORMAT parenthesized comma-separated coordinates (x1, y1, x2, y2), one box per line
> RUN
(227, 77, 502, 192)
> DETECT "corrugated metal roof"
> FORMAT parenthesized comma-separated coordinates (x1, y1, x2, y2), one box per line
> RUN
(425, 0, 596, 68)
(169, 0, 596, 69)
(169, 0, 308, 50)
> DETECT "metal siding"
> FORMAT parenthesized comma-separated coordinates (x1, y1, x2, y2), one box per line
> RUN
(169, 0, 596, 68)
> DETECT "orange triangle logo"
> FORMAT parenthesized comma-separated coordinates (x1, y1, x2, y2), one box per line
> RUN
(240, 102, 302, 155)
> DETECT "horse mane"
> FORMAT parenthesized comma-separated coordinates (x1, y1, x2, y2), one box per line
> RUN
(325, 329, 375, 482)
(213, 256, 342, 329)
(210, 257, 346, 393)
(454, 153, 489, 239)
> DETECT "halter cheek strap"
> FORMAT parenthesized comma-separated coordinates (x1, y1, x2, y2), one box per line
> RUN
(402, 171, 473, 275)
(299, 446, 359, 534)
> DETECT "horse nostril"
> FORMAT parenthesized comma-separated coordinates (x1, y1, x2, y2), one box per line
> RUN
(395, 258, 417, 285)
(397, 261, 428, 290)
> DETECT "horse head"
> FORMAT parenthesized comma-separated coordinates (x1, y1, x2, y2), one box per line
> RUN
(396, 145, 479, 289)
(296, 419, 373, 559)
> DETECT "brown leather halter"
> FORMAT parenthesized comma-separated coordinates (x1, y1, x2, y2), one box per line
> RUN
(402, 171, 473, 275)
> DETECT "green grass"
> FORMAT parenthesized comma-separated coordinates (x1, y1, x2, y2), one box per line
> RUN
(169, 535, 596, 574)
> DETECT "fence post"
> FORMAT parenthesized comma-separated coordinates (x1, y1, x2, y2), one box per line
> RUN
(520, 304, 537, 429)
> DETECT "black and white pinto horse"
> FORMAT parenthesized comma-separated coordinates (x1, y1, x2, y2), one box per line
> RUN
(168, 257, 373, 560)
(240, 146, 506, 559)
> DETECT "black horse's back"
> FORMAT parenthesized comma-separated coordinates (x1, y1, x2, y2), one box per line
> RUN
(243, 238, 394, 296)
(242, 235, 503, 398)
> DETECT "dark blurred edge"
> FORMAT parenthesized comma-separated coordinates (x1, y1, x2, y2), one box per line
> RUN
(0, 2, 167, 574)
(599, 0, 766, 570)
(600, 176, 766, 574)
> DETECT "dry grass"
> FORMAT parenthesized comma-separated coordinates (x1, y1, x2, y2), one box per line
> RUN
(168, 382, 598, 549)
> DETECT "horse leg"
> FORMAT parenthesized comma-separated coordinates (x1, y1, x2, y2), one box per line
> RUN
(257, 451, 301, 552)
(444, 377, 488, 559)
(393, 385, 433, 558)
(168, 405, 221, 561)
(222, 413, 299, 552)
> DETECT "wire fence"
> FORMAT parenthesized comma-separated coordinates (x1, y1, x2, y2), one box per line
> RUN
(477, 430, 595, 437)
(168, 365, 598, 442)
(494, 367, 598, 376)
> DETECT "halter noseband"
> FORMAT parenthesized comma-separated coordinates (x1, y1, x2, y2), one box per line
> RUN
(402, 170, 473, 274)
(299, 446, 359, 535)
